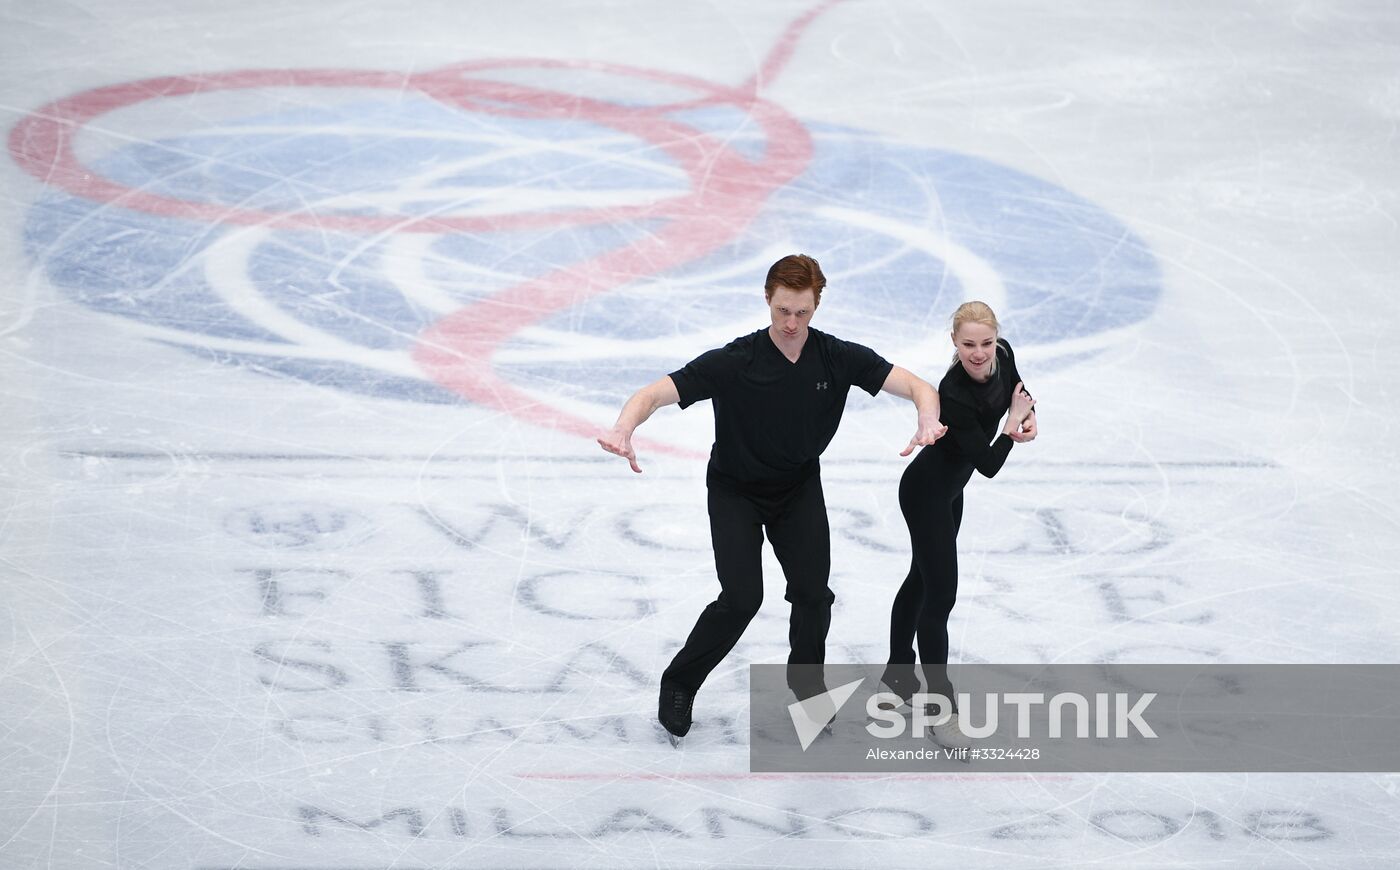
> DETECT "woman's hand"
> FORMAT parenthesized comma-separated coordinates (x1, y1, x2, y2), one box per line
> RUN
(1007, 381, 1035, 425)
(1008, 412, 1037, 443)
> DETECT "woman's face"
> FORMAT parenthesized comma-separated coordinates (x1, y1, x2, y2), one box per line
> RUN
(953, 321, 998, 382)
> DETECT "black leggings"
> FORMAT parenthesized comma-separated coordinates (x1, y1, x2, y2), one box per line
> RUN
(662, 473, 833, 698)
(887, 447, 973, 706)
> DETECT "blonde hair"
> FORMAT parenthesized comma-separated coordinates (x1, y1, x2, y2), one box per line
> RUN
(949, 301, 1001, 372)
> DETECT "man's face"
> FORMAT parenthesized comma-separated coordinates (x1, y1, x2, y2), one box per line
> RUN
(767, 286, 819, 341)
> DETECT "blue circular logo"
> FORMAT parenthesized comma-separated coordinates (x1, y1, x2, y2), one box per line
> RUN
(20, 67, 1158, 431)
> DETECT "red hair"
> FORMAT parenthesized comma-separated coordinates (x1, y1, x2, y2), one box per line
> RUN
(764, 254, 826, 303)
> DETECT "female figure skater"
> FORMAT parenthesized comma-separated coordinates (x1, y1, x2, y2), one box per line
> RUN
(884, 301, 1037, 746)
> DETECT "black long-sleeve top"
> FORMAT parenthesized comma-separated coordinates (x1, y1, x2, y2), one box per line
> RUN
(932, 338, 1027, 479)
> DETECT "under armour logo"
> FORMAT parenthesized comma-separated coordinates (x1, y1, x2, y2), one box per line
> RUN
(816, 382, 829, 390)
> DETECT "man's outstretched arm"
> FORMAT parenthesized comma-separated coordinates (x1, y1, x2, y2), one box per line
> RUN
(880, 366, 947, 457)
(597, 376, 681, 473)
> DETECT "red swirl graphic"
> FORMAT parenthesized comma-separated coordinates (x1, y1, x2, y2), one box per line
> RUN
(8, 2, 846, 455)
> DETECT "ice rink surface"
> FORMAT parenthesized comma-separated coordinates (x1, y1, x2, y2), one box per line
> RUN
(2, 0, 1399, 866)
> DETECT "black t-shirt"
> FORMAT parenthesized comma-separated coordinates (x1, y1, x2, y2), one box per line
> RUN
(933, 338, 1027, 479)
(669, 327, 893, 486)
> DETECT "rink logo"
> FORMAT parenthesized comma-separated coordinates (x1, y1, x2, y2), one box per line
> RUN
(224, 502, 375, 550)
(288, 801, 1335, 843)
(15, 63, 1161, 447)
(863, 692, 1158, 740)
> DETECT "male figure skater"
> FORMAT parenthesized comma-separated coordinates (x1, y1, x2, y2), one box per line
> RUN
(597, 254, 945, 744)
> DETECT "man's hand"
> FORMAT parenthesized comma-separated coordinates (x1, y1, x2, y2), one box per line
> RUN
(901, 413, 948, 457)
(881, 366, 946, 457)
(598, 376, 680, 473)
(598, 426, 642, 473)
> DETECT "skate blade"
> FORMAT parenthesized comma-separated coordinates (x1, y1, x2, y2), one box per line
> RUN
(667, 732, 684, 748)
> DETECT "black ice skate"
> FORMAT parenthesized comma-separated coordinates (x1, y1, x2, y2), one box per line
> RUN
(877, 663, 918, 711)
(788, 688, 838, 745)
(658, 681, 694, 747)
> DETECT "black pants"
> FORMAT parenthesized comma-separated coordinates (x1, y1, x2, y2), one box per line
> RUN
(887, 447, 974, 708)
(661, 472, 833, 698)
